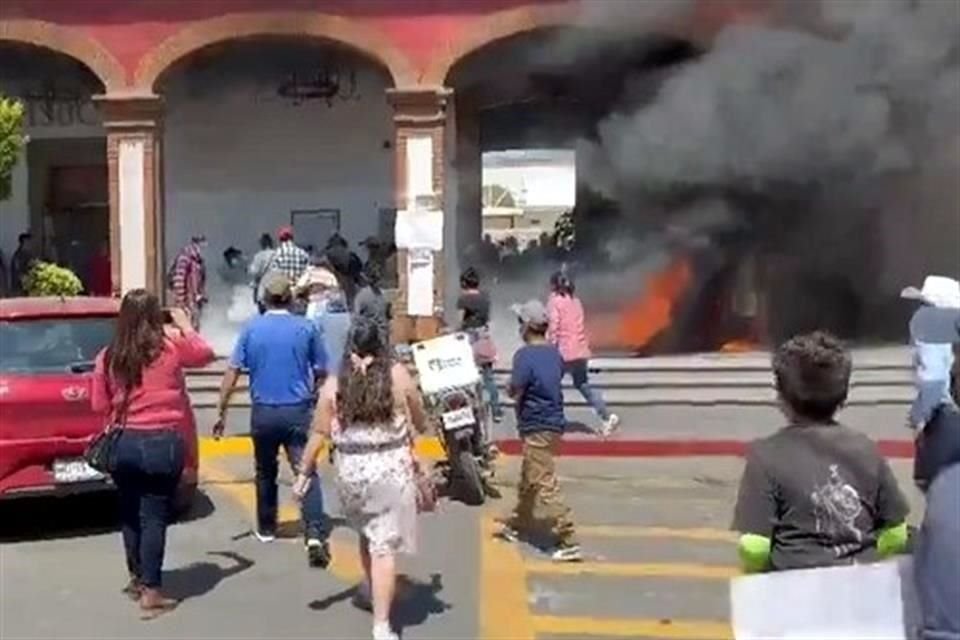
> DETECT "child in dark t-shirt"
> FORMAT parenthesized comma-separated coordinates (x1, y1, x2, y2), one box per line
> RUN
(732, 331, 910, 572)
(496, 299, 582, 562)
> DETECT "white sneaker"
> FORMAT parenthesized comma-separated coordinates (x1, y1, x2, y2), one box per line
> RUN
(494, 525, 520, 543)
(551, 544, 583, 562)
(253, 530, 276, 543)
(600, 414, 620, 438)
(372, 620, 398, 640)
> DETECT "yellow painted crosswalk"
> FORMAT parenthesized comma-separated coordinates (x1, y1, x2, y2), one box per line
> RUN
(479, 514, 737, 640)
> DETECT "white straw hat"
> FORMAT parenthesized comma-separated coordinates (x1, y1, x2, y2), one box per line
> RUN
(901, 275, 960, 309)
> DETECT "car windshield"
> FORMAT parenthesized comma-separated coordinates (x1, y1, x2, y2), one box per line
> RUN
(0, 317, 115, 374)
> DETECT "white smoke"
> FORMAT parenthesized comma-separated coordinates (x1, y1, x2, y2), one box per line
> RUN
(199, 278, 256, 356)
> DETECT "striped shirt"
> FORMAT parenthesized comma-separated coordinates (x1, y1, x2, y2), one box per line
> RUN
(169, 242, 205, 307)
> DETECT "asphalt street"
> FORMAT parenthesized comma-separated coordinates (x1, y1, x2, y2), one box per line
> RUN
(0, 451, 925, 640)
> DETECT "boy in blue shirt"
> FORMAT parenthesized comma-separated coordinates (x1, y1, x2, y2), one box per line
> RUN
(496, 299, 581, 562)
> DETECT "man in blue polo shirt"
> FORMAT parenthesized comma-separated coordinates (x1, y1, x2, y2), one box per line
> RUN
(215, 273, 330, 568)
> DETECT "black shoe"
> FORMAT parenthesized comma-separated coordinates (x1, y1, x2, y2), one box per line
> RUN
(306, 538, 331, 569)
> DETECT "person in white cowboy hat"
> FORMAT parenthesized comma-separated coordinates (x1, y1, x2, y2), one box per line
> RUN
(901, 275, 960, 432)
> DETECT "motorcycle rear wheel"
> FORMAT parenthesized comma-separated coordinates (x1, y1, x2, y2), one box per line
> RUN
(455, 449, 486, 506)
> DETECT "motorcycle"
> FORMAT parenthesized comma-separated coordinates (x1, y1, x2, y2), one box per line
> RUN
(409, 332, 494, 506)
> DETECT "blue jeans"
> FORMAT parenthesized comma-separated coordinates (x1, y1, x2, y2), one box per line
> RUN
(250, 402, 325, 539)
(480, 363, 503, 418)
(112, 429, 185, 588)
(564, 359, 609, 421)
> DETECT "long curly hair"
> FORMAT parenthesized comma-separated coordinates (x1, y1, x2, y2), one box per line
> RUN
(106, 289, 165, 392)
(337, 317, 394, 425)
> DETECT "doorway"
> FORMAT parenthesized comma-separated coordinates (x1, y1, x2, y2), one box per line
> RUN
(28, 138, 108, 289)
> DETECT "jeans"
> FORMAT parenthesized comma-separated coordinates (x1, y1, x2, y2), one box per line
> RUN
(480, 363, 503, 418)
(914, 404, 960, 490)
(111, 429, 185, 589)
(251, 402, 325, 539)
(564, 359, 609, 420)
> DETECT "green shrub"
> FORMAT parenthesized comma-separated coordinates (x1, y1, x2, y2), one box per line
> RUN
(23, 262, 84, 297)
(0, 97, 26, 202)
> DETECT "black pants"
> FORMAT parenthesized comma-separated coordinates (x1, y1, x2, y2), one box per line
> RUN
(112, 429, 185, 589)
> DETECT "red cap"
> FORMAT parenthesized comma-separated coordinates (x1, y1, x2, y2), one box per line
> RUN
(277, 226, 294, 241)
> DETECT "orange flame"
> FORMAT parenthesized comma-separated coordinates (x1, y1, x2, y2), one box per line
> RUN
(617, 256, 694, 350)
(719, 339, 759, 353)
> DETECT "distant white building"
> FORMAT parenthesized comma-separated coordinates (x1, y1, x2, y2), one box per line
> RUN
(481, 149, 574, 244)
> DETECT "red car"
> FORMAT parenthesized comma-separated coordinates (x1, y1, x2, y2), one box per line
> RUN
(0, 297, 198, 510)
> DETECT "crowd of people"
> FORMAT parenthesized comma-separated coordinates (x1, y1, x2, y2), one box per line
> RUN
(85, 254, 959, 639)
(166, 226, 395, 339)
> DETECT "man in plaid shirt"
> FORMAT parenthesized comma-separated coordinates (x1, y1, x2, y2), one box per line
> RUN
(169, 235, 207, 329)
(270, 226, 310, 283)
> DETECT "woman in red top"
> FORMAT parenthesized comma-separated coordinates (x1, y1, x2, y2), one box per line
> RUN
(91, 290, 215, 617)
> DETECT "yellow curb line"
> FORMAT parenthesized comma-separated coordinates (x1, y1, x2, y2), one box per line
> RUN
(199, 435, 446, 460)
(578, 525, 738, 543)
(525, 560, 740, 580)
(532, 615, 734, 639)
(480, 513, 536, 640)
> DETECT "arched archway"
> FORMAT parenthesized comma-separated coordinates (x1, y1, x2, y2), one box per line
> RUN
(0, 19, 125, 91)
(134, 12, 417, 91)
(0, 40, 112, 293)
(422, 2, 579, 86)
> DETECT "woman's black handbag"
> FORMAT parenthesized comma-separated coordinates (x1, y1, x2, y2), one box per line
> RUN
(83, 425, 122, 473)
(83, 382, 130, 474)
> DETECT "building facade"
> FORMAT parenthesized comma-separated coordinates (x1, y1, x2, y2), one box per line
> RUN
(0, 0, 770, 340)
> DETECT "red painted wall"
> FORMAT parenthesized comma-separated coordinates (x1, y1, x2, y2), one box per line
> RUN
(1, 0, 776, 87)
(0, 0, 566, 83)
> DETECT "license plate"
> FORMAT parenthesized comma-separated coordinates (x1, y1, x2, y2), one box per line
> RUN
(53, 459, 105, 484)
(442, 407, 475, 430)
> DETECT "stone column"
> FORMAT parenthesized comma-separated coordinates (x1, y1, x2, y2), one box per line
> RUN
(387, 87, 452, 344)
(95, 93, 164, 296)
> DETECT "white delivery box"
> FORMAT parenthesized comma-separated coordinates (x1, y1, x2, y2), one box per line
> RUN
(412, 333, 481, 395)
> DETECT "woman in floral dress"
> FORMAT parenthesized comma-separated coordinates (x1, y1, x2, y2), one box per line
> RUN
(297, 317, 428, 640)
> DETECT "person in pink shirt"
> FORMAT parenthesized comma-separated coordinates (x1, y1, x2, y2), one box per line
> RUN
(91, 291, 215, 618)
(547, 271, 619, 436)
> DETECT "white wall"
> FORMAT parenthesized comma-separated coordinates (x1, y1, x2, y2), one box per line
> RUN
(162, 48, 394, 263)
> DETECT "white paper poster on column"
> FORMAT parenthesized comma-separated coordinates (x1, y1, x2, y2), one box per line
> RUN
(407, 248, 434, 316)
(118, 139, 147, 291)
(394, 209, 443, 251)
(406, 135, 433, 207)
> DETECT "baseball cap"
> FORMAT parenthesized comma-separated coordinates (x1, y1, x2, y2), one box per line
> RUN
(277, 226, 294, 242)
(512, 299, 549, 328)
(262, 272, 292, 299)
